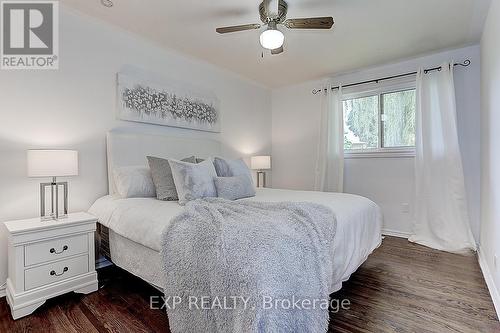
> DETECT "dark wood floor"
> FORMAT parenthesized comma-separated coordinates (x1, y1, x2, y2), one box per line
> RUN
(1, 237, 499, 332)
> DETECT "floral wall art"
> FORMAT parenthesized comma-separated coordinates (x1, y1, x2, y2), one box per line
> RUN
(117, 73, 221, 132)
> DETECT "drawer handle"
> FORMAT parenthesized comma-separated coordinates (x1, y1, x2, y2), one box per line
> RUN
(50, 267, 68, 277)
(50, 245, 68, 254)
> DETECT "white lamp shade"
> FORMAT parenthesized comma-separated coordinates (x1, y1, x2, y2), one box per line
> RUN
(27, 150, 79, 177)
(260, 29, 284, 50)
(251, 156, 271, 170)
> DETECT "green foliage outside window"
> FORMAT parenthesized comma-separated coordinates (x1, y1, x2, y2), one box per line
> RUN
(382, 90, 416, 147)
(343, 89, 415, 150)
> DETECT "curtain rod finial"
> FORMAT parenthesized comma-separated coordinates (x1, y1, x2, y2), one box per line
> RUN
(458, 59, 471, 67)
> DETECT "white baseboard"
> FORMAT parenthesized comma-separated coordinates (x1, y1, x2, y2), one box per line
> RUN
(0, 283, 6, 298)
(382, 229, 411, 239)
(478, 246, 500, 319)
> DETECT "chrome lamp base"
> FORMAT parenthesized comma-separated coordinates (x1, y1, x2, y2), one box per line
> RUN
(40, 176, 68, 221)
(256, 171, 267, 188)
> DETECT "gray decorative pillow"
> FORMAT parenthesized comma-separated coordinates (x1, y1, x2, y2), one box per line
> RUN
(226, 158, 253, 181)
(168, 159, 218, 205)
(214, 175, 256, 200)
(213, 157, 232, 177)
(147, 156, 196, 201)
(213, 157, 254, 186)
(195, 158, 205, 163)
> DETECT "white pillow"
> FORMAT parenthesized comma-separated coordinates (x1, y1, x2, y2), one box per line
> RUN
(113, 166, 156, 198)
(168, 159, 217, 205)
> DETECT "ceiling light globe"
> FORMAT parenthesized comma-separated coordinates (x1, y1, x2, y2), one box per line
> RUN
(260, 29, 284, 50)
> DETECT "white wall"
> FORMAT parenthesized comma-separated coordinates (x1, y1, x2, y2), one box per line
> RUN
(272, 45, 481, 238)
(0, 6, 272, 288)
(480, 0, 500, 314)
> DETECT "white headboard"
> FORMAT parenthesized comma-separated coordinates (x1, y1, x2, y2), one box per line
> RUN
(106, 128, 222, 194)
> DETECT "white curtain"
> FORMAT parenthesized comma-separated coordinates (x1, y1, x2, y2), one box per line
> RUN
(409, 63, 476, 253)
(314, 84, 344, 192)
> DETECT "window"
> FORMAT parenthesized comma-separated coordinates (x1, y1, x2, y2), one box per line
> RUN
(343, 88, 416, 154)
(382, 90, 416, 148)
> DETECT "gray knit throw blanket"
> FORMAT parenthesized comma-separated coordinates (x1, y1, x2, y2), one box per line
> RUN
(160, 197, 337, 333)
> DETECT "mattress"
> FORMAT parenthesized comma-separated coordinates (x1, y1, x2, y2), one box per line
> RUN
(90, 188, 383, 293)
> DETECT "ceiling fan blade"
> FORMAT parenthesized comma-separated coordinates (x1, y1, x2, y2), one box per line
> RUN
(283, 17, 334, 29)
(271, 46, 284, 55)
(216, 24, 261, 34)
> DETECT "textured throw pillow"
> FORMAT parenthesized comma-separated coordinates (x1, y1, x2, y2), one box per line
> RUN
(214, 175, 256, 200)
(168, 159, 217, 205)
(226, 158, 253, 180)
(213, 157, 232, 177)
(213, 157, 254, 186)
(113, 166, 156, 198)
(147, 156, 196, 201)
(195, 157, 205, 163)
(213, 157, 253, 177)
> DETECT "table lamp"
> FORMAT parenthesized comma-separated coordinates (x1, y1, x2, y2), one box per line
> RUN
(27, 150, 78, 220)
(251, 155, 271, 188)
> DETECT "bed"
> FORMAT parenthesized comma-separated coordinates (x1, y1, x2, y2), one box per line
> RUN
(89, 129, 383, 295)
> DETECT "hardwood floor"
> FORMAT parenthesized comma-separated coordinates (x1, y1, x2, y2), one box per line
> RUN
(1, 237, 499, 332)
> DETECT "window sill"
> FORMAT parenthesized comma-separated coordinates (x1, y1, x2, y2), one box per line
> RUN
(344, 149, 415, 159)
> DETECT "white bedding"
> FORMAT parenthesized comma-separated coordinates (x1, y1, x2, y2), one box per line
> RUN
(89, 188, 382, 293)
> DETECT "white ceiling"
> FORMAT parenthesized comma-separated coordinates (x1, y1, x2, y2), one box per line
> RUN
(63, 0, 491, 88)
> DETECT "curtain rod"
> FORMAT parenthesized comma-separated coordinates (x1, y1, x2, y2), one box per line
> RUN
(311, 60, 471, 95)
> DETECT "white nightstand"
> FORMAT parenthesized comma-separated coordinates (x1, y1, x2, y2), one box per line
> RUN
(4, 212, 99, 320)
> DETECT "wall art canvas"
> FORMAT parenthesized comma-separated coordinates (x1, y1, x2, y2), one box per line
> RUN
(117, 72, 220, 132)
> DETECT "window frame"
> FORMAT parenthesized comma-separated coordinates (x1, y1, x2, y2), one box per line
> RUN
(342, 80, 417, 159)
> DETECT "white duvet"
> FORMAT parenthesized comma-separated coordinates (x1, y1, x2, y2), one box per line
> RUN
(89, 188, 383, 293)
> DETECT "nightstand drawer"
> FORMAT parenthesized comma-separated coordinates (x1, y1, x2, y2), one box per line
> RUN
(25, 234, 88, 266)
(24, 255, 89, 290)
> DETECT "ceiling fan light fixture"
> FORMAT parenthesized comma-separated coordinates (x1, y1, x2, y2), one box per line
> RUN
(216, 1, 335, 55)
(260, 26, 284, 50)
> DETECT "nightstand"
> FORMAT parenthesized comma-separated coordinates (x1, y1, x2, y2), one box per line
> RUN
(4, 212, 99, 319)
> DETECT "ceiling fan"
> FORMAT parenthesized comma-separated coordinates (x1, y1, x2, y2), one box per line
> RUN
(216, 0, 334, 55)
